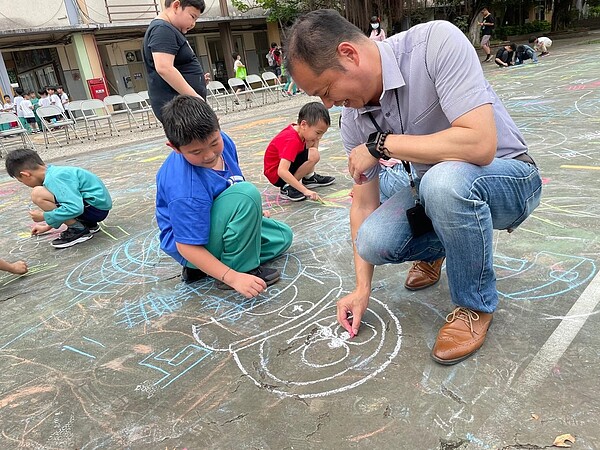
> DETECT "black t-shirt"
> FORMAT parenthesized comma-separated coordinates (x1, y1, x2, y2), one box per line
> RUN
(495, 48, 512, 64)
(143, 19, 207, 121)
(481, 14, 495, 36)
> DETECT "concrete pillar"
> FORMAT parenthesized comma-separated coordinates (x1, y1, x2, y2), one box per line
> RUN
(266, 22, 282, 46)
(0, 52, 13, 97)
(72, 33, 106, 96)
(219, 22, 235, 79)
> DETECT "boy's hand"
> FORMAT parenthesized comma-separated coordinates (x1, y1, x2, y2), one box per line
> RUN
(302, 189, 321, 201)
(9, 261, 28, 275)
(228, 271, 268, 298)
(31, 224, 53, 236)
(29, 209, 45, 222)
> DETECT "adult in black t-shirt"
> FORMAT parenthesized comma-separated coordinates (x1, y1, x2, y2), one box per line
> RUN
(143, 0, 207, 122)
(478, 7, 495, 62)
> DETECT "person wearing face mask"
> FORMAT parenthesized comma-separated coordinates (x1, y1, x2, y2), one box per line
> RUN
(368, 16, 385, 41)
(143, 0, 208, 122)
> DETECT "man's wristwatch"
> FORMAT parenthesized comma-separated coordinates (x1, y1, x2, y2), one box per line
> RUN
(366, 131, 391, 160)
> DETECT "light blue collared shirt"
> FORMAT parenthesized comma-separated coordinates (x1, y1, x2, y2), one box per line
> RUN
(340, 20, 528, 179)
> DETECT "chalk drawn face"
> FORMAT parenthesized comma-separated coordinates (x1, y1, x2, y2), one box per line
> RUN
(298, 119, 329, 149)
(172, 131, 224, 169)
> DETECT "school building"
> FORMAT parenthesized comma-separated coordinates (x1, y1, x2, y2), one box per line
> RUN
(0, 0, 282, 100)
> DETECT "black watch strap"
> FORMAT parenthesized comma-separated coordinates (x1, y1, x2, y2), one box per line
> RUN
(366, 131, 391, 160)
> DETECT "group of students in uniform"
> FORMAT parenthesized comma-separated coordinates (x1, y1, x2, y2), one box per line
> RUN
(2, 85, 69, 133)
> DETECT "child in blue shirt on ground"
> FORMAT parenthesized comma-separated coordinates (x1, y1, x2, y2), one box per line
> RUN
(155, 95, 293, 298)
(5, 148, 112, 248)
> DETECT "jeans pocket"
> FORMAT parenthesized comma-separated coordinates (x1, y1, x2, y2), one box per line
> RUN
(507, 182, 542, 232)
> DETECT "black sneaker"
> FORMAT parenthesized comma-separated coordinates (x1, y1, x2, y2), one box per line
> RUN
(181, 266, 207, 284)
(302, 173, 335, 188)
(280, 185, 306, 202)
(215, 265, 281, 290)
(78, 219, 101, 234)
(51, 226, 93, 248)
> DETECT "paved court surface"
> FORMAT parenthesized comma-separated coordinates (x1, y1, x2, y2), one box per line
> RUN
(1, 35, 600, 449)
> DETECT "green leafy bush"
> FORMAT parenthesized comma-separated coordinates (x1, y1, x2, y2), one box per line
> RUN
(495, 20, 551, 39)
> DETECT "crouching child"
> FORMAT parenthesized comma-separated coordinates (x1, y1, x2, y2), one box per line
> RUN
(156, 95, 293, 298)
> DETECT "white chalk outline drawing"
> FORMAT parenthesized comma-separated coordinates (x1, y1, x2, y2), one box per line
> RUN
(192, 265, 402, 399)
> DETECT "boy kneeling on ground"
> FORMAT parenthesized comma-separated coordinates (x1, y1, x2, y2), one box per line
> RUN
(156, 95, 293, 298)
(5, 148, 112, 248)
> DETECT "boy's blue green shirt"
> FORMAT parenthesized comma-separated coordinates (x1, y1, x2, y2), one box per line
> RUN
(43, 165, 113, 228)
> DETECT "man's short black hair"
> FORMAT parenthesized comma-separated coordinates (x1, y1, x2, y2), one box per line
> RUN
(5, 148, 45, 178)
(298, 102, 331, 127)
(528, 36, 538, 43)
(161, 95, 220, 149)
(285, 9, 367, 77)
(165, 0, 205, 13)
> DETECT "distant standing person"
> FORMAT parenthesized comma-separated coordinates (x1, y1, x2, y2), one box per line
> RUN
(266, 43, 282, 79)
(479, 7, 495, 62)
(529, 36, 552, 56)
(368, 16, 385, 41)
(143, 0, 207, 122)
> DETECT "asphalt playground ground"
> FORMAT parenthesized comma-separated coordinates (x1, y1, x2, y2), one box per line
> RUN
(1, 34, 600, 449)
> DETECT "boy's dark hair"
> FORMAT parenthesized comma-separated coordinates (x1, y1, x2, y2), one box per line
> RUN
(481, 6, 489, 12)
(232, 52, 239, 59)
(270, 42, 278, 48)
(5, 148, 45, 178)
(161, 95, 220, 148)
(298, 102, 331, 127)
(14, 87, 24, 96)
(3, 94, 9, 99)
(509, 43, 516, 51)
(528, 36, 537, 43)
(38, 89, 46, 96)
(165, 0, 205, 12)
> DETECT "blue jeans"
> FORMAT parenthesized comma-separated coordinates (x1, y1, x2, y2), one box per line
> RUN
(379, 163, 411, 203)
(357, 158, 542, 313)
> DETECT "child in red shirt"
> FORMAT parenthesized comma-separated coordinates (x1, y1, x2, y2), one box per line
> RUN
(263, 102, 335, 201)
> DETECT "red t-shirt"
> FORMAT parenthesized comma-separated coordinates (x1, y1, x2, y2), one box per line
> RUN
(263, 124, 305, 185)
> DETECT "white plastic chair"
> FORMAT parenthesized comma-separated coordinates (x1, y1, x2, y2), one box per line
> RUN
(0, 112, 36, 155)
(35, 106, 82, 148)
(138, 90, 149, 101)
(80, 99, 120, 141)
(262, 71, 284, 102)
(245, 74, 273, 104)
(104, 95, 140, 131)
(228, 78, 254, 108)
(123, 93, 158, 128)
(206, 80, 236, 112)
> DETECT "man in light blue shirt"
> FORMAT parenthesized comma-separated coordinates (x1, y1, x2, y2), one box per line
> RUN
(285, 10, 542, 365)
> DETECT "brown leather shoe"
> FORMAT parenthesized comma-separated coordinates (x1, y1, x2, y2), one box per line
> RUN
(404, 257, 445, 291)
(431, 307, 493, 365)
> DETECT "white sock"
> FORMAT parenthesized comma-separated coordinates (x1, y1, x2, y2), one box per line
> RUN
(305, 172, 314, 179)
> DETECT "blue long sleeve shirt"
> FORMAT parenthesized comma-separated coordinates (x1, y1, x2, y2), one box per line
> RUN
(43, 165, 112, 228)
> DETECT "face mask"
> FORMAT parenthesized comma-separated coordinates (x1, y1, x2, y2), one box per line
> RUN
(371, 23, 379, 29)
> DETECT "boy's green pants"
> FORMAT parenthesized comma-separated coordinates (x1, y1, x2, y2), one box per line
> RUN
(186, 182, 292, 273)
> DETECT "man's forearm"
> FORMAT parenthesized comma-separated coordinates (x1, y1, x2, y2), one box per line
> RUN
(349, 203, 376, 294)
